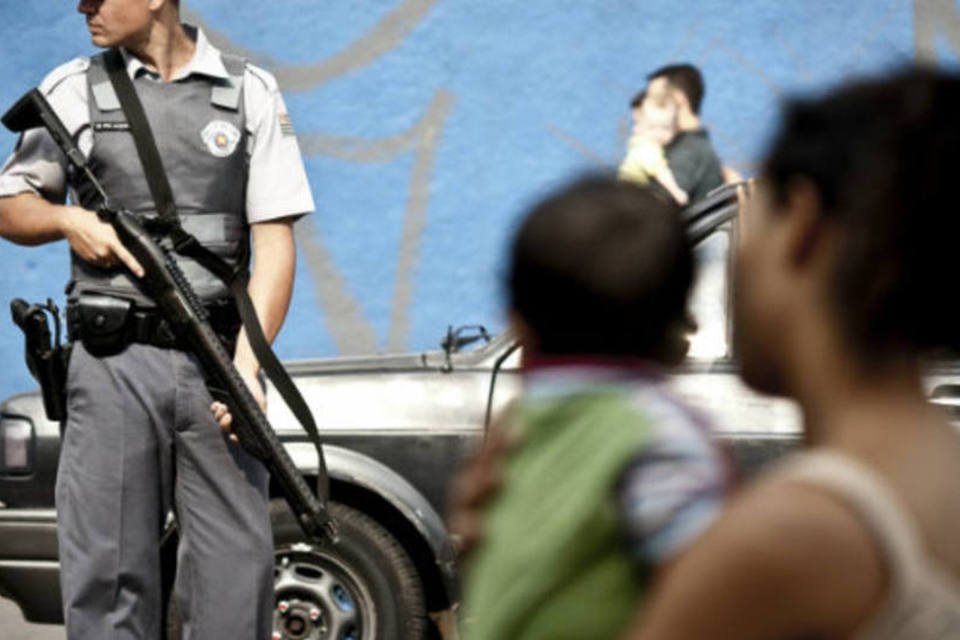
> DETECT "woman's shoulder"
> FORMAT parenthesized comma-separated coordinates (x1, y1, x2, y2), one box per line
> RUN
(685, 457, 888, 635)
(723, 461, 885, 574)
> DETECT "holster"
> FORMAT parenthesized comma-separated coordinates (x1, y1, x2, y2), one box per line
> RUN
(10, 298, 71, 422)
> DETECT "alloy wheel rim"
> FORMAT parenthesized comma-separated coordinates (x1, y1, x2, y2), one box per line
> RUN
(272, 543, 377, 640)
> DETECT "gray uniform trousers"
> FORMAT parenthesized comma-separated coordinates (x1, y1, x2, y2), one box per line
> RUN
(55, 341, 275, 639)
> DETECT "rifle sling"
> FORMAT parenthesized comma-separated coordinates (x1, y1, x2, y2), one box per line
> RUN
(103, 49, 328, 492)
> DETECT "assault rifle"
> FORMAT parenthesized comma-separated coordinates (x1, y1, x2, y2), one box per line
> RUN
(3, 88, 334, 543)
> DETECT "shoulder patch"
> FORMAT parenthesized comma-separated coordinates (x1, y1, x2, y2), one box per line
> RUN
(278, 112, 296, 137)
(244, 62, 279, 93)
(39, 57, 90, 97)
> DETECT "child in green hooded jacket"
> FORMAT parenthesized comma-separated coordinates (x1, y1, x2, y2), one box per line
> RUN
(461, 177, 732, 640)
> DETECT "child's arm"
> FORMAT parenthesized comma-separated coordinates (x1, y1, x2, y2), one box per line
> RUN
(653, 164, 689, 206)
(618, 136, 653, 185)
(614, 409, 729, 569)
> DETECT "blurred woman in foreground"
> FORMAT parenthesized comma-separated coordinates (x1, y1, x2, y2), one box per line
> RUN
(631, 69, 960, 639)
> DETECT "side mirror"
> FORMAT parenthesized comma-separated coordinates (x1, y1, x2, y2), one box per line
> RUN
(440, 324, 491, 371)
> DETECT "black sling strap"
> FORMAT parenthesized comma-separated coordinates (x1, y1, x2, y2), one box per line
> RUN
(102, 49, 328, 494)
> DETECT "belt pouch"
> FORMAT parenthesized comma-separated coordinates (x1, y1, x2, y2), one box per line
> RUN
(76, 294, 133, 356)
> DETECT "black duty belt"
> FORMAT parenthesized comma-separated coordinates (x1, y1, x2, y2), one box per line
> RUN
(67, 299, 241, 354)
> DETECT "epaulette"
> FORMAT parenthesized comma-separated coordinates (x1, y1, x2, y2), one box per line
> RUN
(243, 62, 279, 93)
(211, 53, 245, 111)
(39, 57, 90, 97)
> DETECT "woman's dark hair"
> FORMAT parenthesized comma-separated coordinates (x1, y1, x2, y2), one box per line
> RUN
(507, 176, 692, 361)
(763, 67, 960, 358)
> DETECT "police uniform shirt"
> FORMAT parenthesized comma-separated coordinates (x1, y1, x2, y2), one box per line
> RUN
(0, 25, 314, 223)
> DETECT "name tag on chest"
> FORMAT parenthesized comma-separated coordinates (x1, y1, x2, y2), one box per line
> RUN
(93, 121, 131, 132)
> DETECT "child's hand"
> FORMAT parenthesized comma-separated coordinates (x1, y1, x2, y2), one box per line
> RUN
(447, 408, 519, 561)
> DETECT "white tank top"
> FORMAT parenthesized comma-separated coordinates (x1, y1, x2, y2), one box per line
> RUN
(780, 452, 960, 639)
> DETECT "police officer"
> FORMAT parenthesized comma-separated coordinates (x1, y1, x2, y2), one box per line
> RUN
(0, 1, 314, 637)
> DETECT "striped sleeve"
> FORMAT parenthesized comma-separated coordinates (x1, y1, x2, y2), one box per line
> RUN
(614, 392, 729, 564)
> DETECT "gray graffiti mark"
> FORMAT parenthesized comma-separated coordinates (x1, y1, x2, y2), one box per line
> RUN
(771, 24, 815, 84)
(844, 0, 908, 70)
(544, 124, 612, 167)
(299, 91, 456, 352)
(915, 0, 960, 61)
(387, 91, 455, 351)
(300, 91, 455, 350)
(184, 2, 454, 354)
(295, 217, 379, 353)
(708, 35, 784, 98)
(184, 0, 439, 92)
(665, 17, 704, 64)
(298, 92, 447, 163)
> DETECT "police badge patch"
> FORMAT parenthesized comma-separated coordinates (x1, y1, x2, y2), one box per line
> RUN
(201, 120, 241, 158)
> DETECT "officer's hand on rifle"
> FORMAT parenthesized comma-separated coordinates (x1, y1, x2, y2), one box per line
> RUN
(210, 363, 265, 443)
(60, 205, 144, 276)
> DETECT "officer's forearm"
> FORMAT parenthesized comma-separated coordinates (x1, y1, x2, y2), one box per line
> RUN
(0, 192, 70, 245)
(233, 219, 297, 374)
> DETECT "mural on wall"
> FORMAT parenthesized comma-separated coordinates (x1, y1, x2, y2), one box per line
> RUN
(916, 0, 960, 60)
(185, 0, 451, 355)
(0, 0, 956, 398)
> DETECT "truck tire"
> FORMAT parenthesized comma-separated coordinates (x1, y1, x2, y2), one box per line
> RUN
(270, 499, 428, 640)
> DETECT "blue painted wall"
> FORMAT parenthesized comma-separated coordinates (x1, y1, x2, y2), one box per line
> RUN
(0, 0, 955, 398)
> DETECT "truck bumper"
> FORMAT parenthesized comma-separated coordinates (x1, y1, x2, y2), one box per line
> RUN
(0, 508, 62, 624)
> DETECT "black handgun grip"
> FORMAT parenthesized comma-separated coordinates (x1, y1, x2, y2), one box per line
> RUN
(11, 298, 52, 357)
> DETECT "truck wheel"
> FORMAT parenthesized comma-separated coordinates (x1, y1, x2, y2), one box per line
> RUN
(270, 499, 428, 640)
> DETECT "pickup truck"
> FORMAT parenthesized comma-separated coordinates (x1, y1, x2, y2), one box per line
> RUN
(0, 187, 829, 639)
